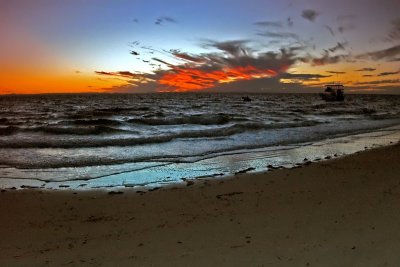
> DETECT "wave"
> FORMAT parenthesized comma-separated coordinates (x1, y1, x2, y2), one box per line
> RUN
(0, 120, 321, 148)
(128, 113, 236, 125)
(58, 118, 123, 126)
(0, 118, 8, 125)
(319, 108, 377, 116)
(0, 126, 18, 136)
(67, 107, 152, 119)
(0, 125, 131, 136)
(97, 107, 151, 113)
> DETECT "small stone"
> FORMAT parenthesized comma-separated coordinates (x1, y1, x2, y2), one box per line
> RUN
(108, 191, 123, 195)
(148, 187, 161, 192)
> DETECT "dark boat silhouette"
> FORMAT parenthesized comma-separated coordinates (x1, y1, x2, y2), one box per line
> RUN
(320, 84, 344, 101)
(242, 96, 252, 102)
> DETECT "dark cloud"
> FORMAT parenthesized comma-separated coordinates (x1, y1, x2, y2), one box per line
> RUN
(95, 71, 114, 76)
(96, 39, 300, 92)
(304, 52, 350, 66)
(95, 71, 139, 79)
(130, 50, 139, 56)
(170, 50, 206, 63)
(327, 42, 347, 53)
(356, 68, 376, 72)
(200, 39, 251, 57)
(362, 74, 374, 77)
(155, 16, 176, 25)
(281, 73, 331, 80)
(357, 44, 400, 61)
(254, 21, 283, 27)
(326, 71, 346, 74)
(377, 70, 400, 76)
(152, 57, 174, 67)
(301, 9, 319, 22)
(325, 25, 335, 36)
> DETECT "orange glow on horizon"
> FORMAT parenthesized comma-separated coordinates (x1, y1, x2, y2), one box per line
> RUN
(0, 72, 127, 95)
(158, 65, 278, 92)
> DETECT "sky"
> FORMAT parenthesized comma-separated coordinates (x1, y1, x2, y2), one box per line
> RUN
(0, 0, 399, 94)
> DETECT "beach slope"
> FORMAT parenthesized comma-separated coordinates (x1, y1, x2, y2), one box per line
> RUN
(1, 144, 400, 266)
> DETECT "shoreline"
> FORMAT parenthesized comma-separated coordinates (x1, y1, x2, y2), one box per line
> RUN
(1, 142, 400, 266)
(1, 124, 400, 190)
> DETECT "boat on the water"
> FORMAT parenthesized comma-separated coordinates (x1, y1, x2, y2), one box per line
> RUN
(320, 84, 344, 101)
(242, 96, 252, 102)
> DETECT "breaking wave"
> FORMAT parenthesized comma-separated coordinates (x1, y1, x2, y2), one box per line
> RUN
(0, 121, 321, 148)
(128, 113, 236, 125)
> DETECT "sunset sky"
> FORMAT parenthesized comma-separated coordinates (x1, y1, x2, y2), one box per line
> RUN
(1, 0, 399, 94)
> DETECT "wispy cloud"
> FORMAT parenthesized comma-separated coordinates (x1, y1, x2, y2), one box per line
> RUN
(385, 17, 400, 42)
(377, 70, 400, 76)
(326, 71, 346, 74)
(155, 16, 176, 25)
(327, 42, 347, 53)
(95, 71, 154, 85)
(305, 52, 350, 66)
(200, 39, 251, 57)
(254, 21, 283, 27)
(257, 31, 299, 40)
(357, 44, 400, 61)
(356, 68, 376, 72)
(325, 25, 335, 36)
(170, 50, 206, 63)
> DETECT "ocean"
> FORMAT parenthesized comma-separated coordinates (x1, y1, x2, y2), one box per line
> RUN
(1, 93, 400, 189)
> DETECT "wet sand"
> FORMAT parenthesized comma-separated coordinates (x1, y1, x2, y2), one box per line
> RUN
(1, 144, 400, 266)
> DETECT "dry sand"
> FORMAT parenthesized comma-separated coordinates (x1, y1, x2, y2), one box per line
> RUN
(1, 144, 400, 266)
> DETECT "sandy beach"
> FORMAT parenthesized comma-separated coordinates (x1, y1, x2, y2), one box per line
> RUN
(1, 144, 400, 266)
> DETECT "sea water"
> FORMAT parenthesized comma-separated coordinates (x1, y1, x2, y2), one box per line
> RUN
(1, 93, 400, 189)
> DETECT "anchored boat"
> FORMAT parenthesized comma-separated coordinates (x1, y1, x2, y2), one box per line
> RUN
(320, 84, 344, 101)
